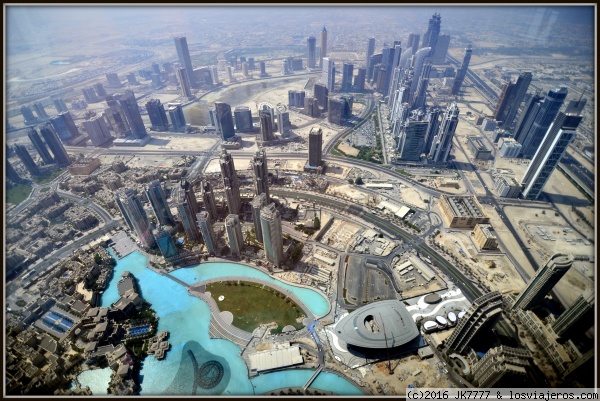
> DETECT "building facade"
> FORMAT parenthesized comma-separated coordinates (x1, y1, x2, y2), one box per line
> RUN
(438, 195, 489, 229)
(225, 214, 244, 258)
(260, 203, 283, 266)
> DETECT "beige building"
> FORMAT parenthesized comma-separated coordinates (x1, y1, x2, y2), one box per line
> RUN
(438, 195, 489, 229)
(68, 158, 101, 176)
(474, 224, 498, 250)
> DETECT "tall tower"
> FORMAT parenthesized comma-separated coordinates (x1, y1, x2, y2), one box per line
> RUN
(251, 193, 267, 243)
(341, 63, 354, 92)
(431, 33, 450, 63)
(174, 36, 198, 89)
(39, 123, 71, 166)
(145, 99, 170, 131)
(322, 57, 335, 91)
(451, 45, 472, 96)
(49, 111, 80, 142)
(513, 93, 544, 143)
(429, 102, 459, 163)
(225, 214, 244, 258)
(116, 188, 155, 248)
(83, 113, 113, 146)
(366, 37, 376, 72)
(153, 227, 178, 259)
(176, 67, 193, 98)
(421, 12, 441, 56)
(259, 110, 275, 141)
(14, 144, 40, 176)
(501, 72, 532, 129)
(53, 98, 68, 113)
(146, 180, 175, 226)
(215, 102, 236, 141)
(252, 148, 270, 202)
(220, 149, 241, 214)
(492, 81, 516, 124)
(552, 290, 594, 338)
(180, 179, 199, 216)
(397, 118, 429, 161)
(20, 105, 38, 125)
(307, 36, 317, 69)
(6, 159, 22, 183)
(445, 291, 503, 353)
(32, 102, 49, 120)
(407, 33, 420, 55)
(260, 203, 283, 267)
(201, 179, 218, 221)
(511, 253, 574, 311)
(27, 128, 54, 164)
(319, 27, 328, 68)
(308, 127, 323, 167)
(109, 90, 147, 139)
(177, 201, 202, 243)
(408, 47, 432, 102)
(473, 346, 534, 387)
(197, 211, 217, 255)
(167, 102, 186, 132)
(519, 87, 568, 159)
(520, 99, 585, 200)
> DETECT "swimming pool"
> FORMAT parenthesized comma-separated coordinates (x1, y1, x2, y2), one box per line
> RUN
(100, 250, 362, 395)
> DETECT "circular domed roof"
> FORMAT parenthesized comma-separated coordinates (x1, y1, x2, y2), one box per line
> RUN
(424, 293, 442, 304)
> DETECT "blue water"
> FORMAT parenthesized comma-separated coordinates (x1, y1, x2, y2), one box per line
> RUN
(75, 367, 112, 395)
(129, 325, 151, 336)
(171, 262, 330, 317)
(99, 251, 362, 395)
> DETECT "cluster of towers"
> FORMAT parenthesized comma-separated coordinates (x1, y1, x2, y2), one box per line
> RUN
(209, 102, 289, 142)
(145, 99, 187, 133)
(114, 148, 284, 267)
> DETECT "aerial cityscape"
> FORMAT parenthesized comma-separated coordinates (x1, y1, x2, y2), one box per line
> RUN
(4, 5, 596, 396)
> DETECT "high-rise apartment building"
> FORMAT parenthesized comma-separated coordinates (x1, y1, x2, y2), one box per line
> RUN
(322, 57, 335, 91)
(429, 102, 459, 163)
(177, 201, 202, 243)
(176, 67, 193, 98)
(174, 36, 198, 89)
(6, 160, 22, 183)
(277, 110, 290, 137)
(307, 36, 317, 69)
(308, 127, 323, 168)
(53, 98, 68, 113)
(145, 99, 170, 131)
(259, 110, 275, 141)
(220, 149, 241, 214)
(83, 113, 113, 146)
(511, 253, 574, 311)
(451, 45, 472, 96)
(39, 123, 71, 166)
(520, 99, 585, 200)
(197, 211, 217, 255)
(215, 102, 236, 141)
(251, 193, 267, 243)
(341, 63, 354, 92)
(260, 203, 283, 267)
(319, 27, 328, 68)
(397, 117, 429, 161)
(14, 144, 41, 176)
(27, 128, 54, 164)
(116, 188, 155, 248)
(431, 34, 450, 64)
(314, 84, 329, 110)
(49, 112, 79, 142)
(105, 91, 147, 139)
(33, 102, 49, 120)
(259, 61, 267, 77)
(146, 180, 175, 226)
(252, 148, 270, 202)
(106, 73, 123, 87)
(445, 291, 503, 353)
(407, 33, 420, 55)
(421, 13, 441, 56)
(288, 90, 306, 108)
(354, 68, 366, 92)
(513, 93, 544, 144)
(234, 106, 253, 132)
(552, 290, 594, 338)
(519, 87, 568, 159)
(501, 72, 532, 129)
(201, 179, 218, 221)
(20, 105, 38, 125)
(167, 102, 186, 133)
(94, 82, 107, 98)
(225, 214, 244, 258)
(365, 37, 376, 72)
(154, 227, 178, 259)
(408, 47, 432, 102)
(473, 346, 534, 387)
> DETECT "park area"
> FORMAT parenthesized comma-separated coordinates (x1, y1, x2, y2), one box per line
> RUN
(207, 281, 305, 334)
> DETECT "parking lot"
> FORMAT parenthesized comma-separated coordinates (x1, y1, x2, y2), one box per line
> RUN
(343, 256, 397, 307)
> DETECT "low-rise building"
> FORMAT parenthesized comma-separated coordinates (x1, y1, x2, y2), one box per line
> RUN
(438, 195, 489, 229)
(473, 223, 498, 250)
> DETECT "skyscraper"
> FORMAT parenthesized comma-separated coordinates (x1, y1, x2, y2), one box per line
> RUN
(421, 13, 441, 56)
(94, 82, 107, 98)
(146, 180, 175, 226)
(445, 291, 503, 353)
(259, 110, 275, 141)
(511, 253, 574, 311)
(408, 47, 432, 102)
(520, 99, 585, 200)
(314, 84, 329, 110)
(397, 116, 429, 161)
(20, 105, 37, 125)
(220, 149, 241, 214)
(513, 93, 544, 143)
(473, 346, 534, 387)
(83, 113, 113, 146)
(259, 61, 267, 77)
(180, 179, 199, 217)
(365, 37, 376, 72)
(32, 102, 49, 120)
(14, 144, 40, 176)
(307, 36, 317, 69)
(251, 193, 267, 243)
(308, 127, 323, 167)
(341, 63, 354, 92)
(27, 127, 54, 164)
(49, 111, 80, 142)
(431, 34, 450, 64)
(451, 45, 472, 96)
(174, 36, 198, 89)
(260, 203, 283, 267)
(106, 91, 147, 139)
(145, 99, 170, 131)
(176, 67, 193, 98)
(519, 87, 568, 159)
(197, 211, 217, 255)
(552, 290, 594, 338)
(178, 201, 202, 243)
(116, 188, 155, 248)
(319, 27, 327, 68)
(252, 148, 270, 202)
(225, 214, 244, 258)
(277, 110, 290, 136)
(429, 102, 459, 163)
(407, 33, 420, 55)
(493, 80, 517, 124)
(215, 102, 236, 141)
(234, 106, 253, 132)
(354, 68, 366, 92)
(6, 159, 22, 183)
(106, 73, 123, 87)
(167, 102, 186, 132)
(423, 107, 443, 156)
(322, 57, 335, 91)
(411, 63, 431, 109)
(53, 98, 68, 113)
(39, 123, 71, 166)
(201, 179, 218, 221)
(153, 227, 178, 259)
(501, 72, 532, 129)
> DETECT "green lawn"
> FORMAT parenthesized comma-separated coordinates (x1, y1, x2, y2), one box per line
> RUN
(6, 183, 32, 205)
(207, 281, 305, 333)
(32, 168, 65, 185)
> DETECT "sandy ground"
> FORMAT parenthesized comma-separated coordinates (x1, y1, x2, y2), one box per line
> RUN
(144, 135, 218, 151)
(325, 183, 368, 204)
(399, 187, 429, 210)
(338, 142, 359, 156)
(319, 218, 362, 251)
